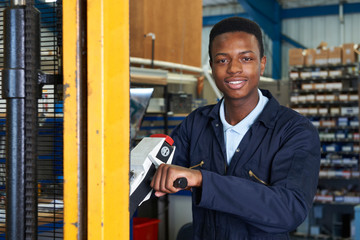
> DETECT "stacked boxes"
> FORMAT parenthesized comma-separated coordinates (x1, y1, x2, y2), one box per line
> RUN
(300, 82, 343, 91)
(305, 49, 316, 66)
(342, 43, 358, 64)
(289, 44, 360, 210)
(328, 47, 342, 65)
(288, 48, 304, 66)
(315, 48, 329, 65)
(289, 43, 359, 66)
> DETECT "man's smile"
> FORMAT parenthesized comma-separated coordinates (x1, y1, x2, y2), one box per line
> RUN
(225, 78, 247, 89)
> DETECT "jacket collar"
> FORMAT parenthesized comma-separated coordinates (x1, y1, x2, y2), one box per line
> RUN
(256, 89, 280, 129)
(200, 89, 280, 129)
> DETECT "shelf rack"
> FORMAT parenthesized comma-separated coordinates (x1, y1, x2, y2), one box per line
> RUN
(289, 63, 360, 238)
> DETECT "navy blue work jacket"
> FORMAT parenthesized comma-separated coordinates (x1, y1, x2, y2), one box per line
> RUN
(171, 89, 321, 240)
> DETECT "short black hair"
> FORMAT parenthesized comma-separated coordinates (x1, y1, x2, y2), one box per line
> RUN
(208, 17, 264, 62)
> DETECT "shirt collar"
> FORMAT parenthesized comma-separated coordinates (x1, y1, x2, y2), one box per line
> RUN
(219, 89, 268, 133)
(219, 100, 232, 131)
(201, 89, 279, 129)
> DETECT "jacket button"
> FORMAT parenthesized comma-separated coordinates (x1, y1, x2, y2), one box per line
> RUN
(215, 123, 219, 127)
(236, 148, 240, 152)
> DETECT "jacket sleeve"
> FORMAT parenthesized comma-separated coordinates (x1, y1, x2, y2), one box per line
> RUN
(170, 111, 197, 168)
(193, 119, 320, 233)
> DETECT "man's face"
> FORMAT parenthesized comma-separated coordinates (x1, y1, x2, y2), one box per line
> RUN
(210, 31, 266, 102)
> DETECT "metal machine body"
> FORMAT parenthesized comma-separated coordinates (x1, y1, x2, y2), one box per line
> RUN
(130, 135, 175, 217)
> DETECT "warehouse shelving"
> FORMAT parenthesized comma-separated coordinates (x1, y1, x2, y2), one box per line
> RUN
(290, 63, 360, 238)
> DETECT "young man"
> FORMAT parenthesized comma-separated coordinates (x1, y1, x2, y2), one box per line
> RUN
(151, 17, 320, 239)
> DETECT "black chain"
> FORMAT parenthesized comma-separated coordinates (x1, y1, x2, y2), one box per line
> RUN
(24, 1, 39, 239)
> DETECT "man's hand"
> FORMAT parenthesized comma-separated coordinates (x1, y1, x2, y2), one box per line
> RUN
(150, 164, 203, 197)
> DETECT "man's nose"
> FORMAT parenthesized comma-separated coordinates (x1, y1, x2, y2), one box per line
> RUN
(227, 60, 243, 74)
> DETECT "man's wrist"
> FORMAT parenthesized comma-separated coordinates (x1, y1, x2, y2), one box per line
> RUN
(192, 169, 203, 187)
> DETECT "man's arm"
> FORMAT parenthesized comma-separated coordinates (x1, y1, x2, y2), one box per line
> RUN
(150, 164, 203, 197)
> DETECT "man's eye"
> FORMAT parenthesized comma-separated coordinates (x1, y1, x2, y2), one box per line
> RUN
(217, 59, 227, 63)
(242, 57, 252, 62)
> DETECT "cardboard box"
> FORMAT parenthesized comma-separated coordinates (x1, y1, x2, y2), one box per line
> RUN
(293, 108, 309, 115)
(304, 49, 316, 66)
(329, 69, 343, 77)
(338, 117, 348, 126)
(311, 70, 328, 78)
(335, 130, 346, 139)
(298, 95, 307, 102)
(341, 107, 359, 115)
(289, 48, 304, 66)
(349, 94, 359, 101)
(306, 94, 315, 102)
(325, 144, 338, 152)
(315, 194, 333, 202)
(319, 70, 328, 78)
(314, 83, 326, 90)
(301, 83, 313, 90)
(325, 82, 342, 90)
(342, 43, 358, 64)
(319, 171, 328, 178)
(350, 119, 359, 126)
(344, 196, 360, 204)
(321, 119, 336, 127)
(290, 95, 298, 103)
(325, 94, 336, 102)
(353, 133, 360, 140)
(328, 46, 342, 65)
(323, 132, 335, 139)
(339, 94, 349, 101)
(308, 108, 318, 114)
(315, 49, 329, 65)
(342, 145, 353, 152)
(318, 107, 328, 115)
(300, 71, 311, 79)
(316, 94, 325, 101)
(289, 71, 299, 79)
(353, 145, 360, 152)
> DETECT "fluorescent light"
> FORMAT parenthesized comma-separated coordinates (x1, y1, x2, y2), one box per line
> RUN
(45, 0, 56, 2)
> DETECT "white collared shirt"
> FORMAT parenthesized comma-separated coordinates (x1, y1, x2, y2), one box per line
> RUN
(220, 89, 269, 165)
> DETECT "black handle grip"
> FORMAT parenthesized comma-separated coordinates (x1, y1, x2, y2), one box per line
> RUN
(173, 177, 188, 189)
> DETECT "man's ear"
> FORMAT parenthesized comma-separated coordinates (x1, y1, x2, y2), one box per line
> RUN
(260, 56, 267, 76)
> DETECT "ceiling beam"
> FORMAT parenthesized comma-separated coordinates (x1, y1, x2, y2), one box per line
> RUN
(237, 0, 282, 80)
(237, 0, 281, 40)
(281, 2, 360, 19)
(203, 13, 249, 26)
(281, 34, 307, 49)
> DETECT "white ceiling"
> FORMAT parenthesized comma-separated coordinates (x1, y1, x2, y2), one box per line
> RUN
(203, 0, 360, 8)
(278, 0, 360, 8)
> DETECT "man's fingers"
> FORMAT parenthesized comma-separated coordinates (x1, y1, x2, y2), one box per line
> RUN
(160, 164, 176, 193)
(165, 166, 178, 191)
(154, 191, 167, 197)
(150, 164, 160, 188)
(151, 164, 176, 195)
(151, 164, 200, 196)
(151, 164, 172, 194)
(159, 164, 168, 193)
